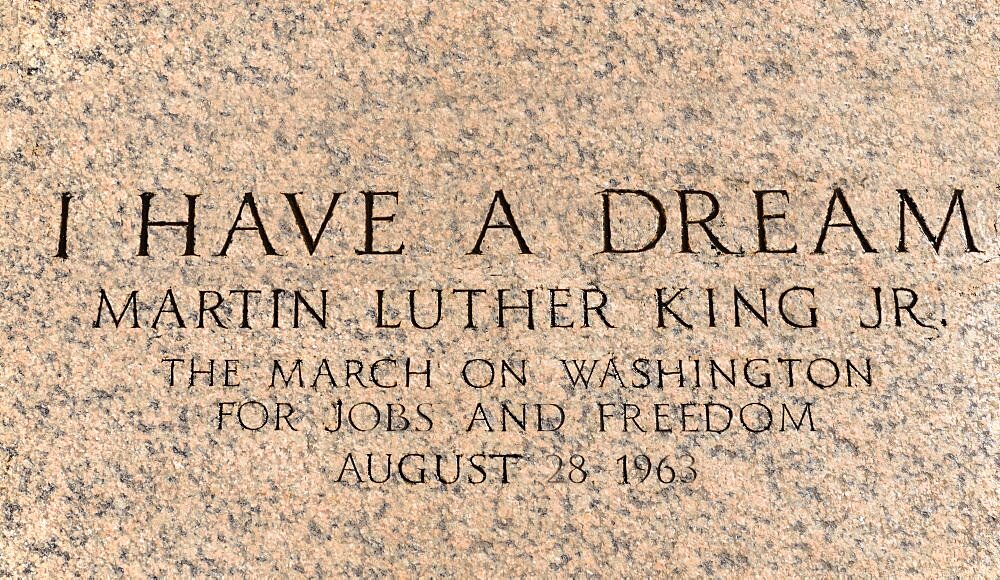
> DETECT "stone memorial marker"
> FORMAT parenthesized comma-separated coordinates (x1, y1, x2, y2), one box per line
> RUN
(1, 2, 997, 576)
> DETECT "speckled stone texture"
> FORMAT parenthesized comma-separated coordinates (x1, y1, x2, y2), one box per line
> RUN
(1, 1, 999, 576)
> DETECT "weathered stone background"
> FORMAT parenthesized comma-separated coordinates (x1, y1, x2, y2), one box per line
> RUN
(1, 1, 998, 576)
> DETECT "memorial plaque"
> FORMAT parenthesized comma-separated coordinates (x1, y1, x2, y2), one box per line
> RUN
(1, 2, 997, 576)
